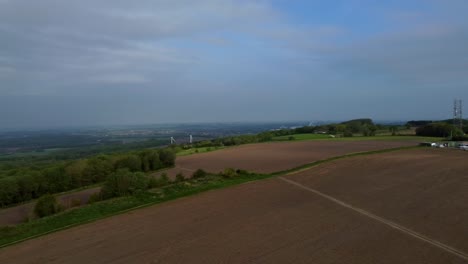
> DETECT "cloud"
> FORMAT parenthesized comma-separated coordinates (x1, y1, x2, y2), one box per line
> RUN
(0, 1, 467, 127)
(0, 0, 278, 96)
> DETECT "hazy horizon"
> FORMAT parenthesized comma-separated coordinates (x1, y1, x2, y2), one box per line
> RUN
(1, 1, 467, 129)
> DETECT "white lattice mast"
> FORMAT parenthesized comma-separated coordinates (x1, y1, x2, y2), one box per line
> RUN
(189, 135, 193, 144)
(170, 137, 176, 144)
(454, 99, 463, 131)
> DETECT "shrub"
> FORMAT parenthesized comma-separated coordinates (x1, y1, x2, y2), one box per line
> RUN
(149, 173, 170, 188)
(343, 130, 353, 137)
(70, 198, 82, 207)
(222, 168, 237, 178)
(87, 192, 103, 204)
(160, 172, 169, 184)
(192, 169, 207, 179)
(34, 194, 61, 218)
(235, 169, 249, 175)
(175, 172, 185, 182)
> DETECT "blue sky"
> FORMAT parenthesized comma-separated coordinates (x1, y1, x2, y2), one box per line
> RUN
(0, 0, 467, 128)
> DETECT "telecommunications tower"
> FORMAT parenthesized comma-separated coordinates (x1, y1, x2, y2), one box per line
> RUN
(453, 99, 463, 132)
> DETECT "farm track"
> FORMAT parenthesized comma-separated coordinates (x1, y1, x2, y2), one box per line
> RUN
(0, 147, 467, 263)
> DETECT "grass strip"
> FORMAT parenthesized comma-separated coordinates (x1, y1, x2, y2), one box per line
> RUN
(0, 145, 421, 248)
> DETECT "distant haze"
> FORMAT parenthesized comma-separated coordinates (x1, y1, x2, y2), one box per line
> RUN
(1, 0, 467, 129)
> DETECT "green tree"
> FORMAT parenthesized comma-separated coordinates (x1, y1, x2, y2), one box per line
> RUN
(82, 155, 113, 184)
(42, 165, 71, 193)
(101, 170, 149, 198)
(16, 172, 41, 201)
(416, 123, 458, 137)
(34, 194, 61, 218)
(159, 149, 175, 167)
(139, 150, 162, 171)
(114, 154, 142, 172)
(0, 178, 19, 206)
(65, 160, 88, 188)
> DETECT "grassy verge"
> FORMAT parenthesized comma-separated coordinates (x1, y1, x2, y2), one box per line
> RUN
(0, 145, 422, 248)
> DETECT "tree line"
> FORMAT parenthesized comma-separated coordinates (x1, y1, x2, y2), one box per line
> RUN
(0, 148, 175, 207)
(189, 119, 384, 148)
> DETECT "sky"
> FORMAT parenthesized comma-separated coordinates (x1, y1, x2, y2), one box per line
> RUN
(0, 0, 467, 129)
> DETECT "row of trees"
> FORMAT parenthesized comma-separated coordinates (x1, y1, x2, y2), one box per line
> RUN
(0, 148, 175, 207)
(190, 119, 381, 149)
(415, 123, 465, 138)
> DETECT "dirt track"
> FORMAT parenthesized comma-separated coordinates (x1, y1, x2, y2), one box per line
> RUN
(1, 148, 467, 263)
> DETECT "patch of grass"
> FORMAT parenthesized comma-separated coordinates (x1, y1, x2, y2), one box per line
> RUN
(0, 145, 426, 248)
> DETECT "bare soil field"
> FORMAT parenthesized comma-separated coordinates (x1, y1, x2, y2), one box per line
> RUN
(287, 148, 468, 255)
(0, 148, 466, 263)
(162, 140, 417, 177)
(0, 140, 415, 227)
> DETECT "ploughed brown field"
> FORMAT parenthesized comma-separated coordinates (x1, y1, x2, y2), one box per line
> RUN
(1, 147, 467, 263)
(161, 140, 417, 177)
(0, 140, 415, 226)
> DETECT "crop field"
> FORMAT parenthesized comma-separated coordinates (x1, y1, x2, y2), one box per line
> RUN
(0, 147, 466, 263)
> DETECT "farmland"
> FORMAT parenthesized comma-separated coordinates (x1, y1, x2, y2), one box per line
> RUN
(162, 139, 419, 177)
(0, 139, 417, 226)
(0, 147, 466, 263)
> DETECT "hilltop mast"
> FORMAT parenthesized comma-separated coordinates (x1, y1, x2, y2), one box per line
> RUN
(453, 99, 463, 132)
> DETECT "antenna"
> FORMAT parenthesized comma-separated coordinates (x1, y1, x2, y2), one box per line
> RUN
(170, 137, 176, 144)
(454, 99, 463, 132)
(189, 134, 193, 144)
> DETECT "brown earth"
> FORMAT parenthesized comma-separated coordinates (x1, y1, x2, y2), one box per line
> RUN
(0, 148, 467, 263)
(0, 140, 415, 226)
(160, 140, 417, 178)
(286, 148, 468, 255)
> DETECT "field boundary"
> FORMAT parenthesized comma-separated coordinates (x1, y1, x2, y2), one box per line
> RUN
(0, 145, 420, 249)
(278, 176, 468, 261)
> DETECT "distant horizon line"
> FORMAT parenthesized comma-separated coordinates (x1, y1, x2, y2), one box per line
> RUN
(0, 118, 444, 132)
